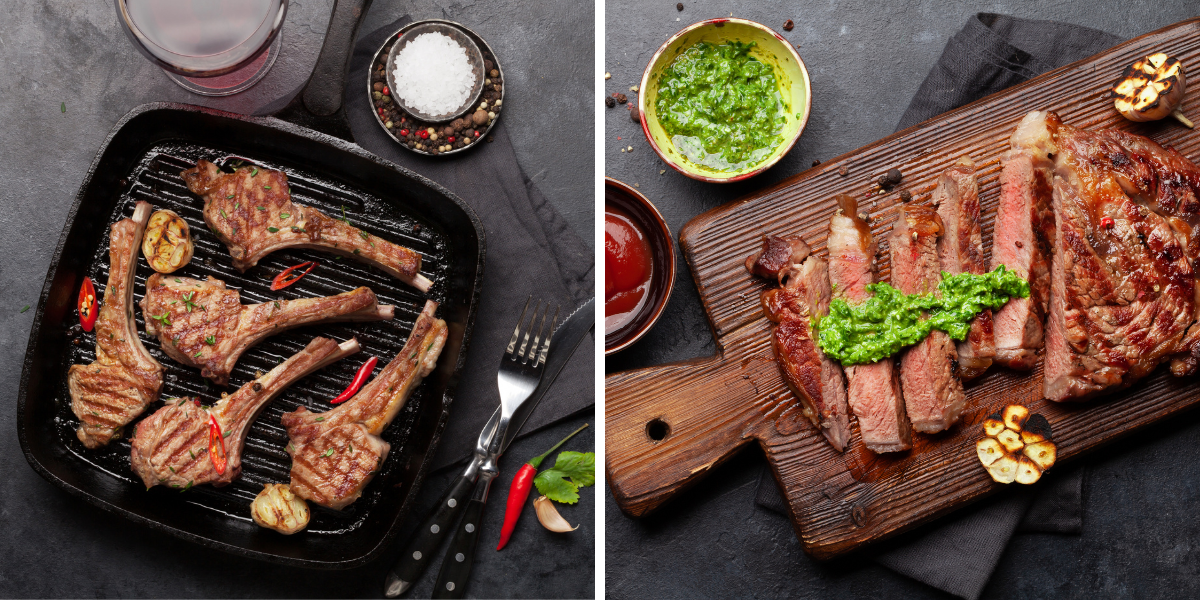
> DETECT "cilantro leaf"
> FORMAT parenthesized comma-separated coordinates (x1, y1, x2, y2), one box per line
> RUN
(533, 451, 595, 504)
(534, 470, 580, 504)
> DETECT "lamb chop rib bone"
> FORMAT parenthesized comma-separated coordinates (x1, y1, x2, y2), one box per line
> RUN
(68, 201, 165, 449)
(282, 300, 448, 509)
(181, 160, 433, 293)
(130, 337, 360, 489)
(140, 274, 393, 386)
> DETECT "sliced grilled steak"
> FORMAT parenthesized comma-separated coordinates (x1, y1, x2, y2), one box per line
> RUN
(828, 195, 911, 453)
(181, 160, 432, 292)
(140, 274, 393, 386)
(934, 157, 996, 380)
(1039, 111, 1199, 401)
(68, 202, 165, 449)
(890, 204, 967, 433)
(281, 300, 447, 509)
(991, 111, 1058, 369)
(130, 337, 359, 489)
(751, 235, 850, 452)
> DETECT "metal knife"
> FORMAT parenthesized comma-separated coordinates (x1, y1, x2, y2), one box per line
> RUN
(384, 297, 595, 598)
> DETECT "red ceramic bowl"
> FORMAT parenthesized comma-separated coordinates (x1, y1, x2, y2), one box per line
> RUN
(604, 177, 676, 354)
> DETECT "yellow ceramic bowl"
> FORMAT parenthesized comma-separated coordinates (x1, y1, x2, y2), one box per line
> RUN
(639, 18, 812, 183)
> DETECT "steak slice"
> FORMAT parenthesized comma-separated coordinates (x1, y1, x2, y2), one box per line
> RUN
(1041, 112, 1199, 401)
(130, 337, 359, 489)
(281, 300, 448, 509)
(68, 201, 165, 449)
(140, 274, 393, 386)
(828, 195, 911, 453)
(751, 235, 851, 452)
(181, 160, 432, 292)
(890, 204, 966, 433)
(934, 157, 996, 380)
(991, 111, 1058, 369)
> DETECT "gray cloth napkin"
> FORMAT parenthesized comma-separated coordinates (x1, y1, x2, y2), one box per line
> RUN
(341, 17, 595, 472)
(754, 13, 1117, 599)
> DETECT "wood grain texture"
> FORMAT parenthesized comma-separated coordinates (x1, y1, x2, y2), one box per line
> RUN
(605, 18, 1200, 560)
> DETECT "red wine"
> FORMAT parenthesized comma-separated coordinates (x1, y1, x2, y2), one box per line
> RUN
(118, 0, 286, 76)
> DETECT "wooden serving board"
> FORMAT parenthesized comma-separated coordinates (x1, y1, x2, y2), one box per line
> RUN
(606, 18, 1200, 560)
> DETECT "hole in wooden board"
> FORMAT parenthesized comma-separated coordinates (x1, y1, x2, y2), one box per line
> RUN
(646, 418, 670, 441)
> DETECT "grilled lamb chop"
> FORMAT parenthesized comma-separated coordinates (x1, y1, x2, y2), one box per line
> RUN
(934, 157, 996, 380)
(991, 112, 1058, 369)
(1034, 111, 1200, 401)
(130, 337, 359, 489)
(827, 195, 911, 453)
(181, 160, 433, 293)
(140, 274, 393, 386)
(281, 300, 447, 509)
(890, 204, 967, 433)
(68, 202, 165, 449)
(750, 235, 851, 452)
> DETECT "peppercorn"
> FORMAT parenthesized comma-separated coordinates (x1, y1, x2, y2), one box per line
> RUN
(899, 190, 913, 202)
(472, 110, 489, 126)
(629, 104, 640, 122)
(615, 93, 628, 104)
(605, 96, 616, 108)
(677, 2, 683, 10)
(812, 159, 821, 167)
(373, 82, 383, 91)
(886, 168, 903, 185)
(784, 19, 794, 31)
(490, 69, 499, 78)
(877, 175, 891, 188)
(838, 165, 849, 177)
(443, 127, 454, 137)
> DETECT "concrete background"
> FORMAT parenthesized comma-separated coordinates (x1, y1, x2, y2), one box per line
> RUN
(0, 0, 593, 597)
(604, 1, 1200, 598)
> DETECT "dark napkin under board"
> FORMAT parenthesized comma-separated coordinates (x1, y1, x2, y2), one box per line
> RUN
(340, 17, 594, 472)
(754, 13, 1117, 600)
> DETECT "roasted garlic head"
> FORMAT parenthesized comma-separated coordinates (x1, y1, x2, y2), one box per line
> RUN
(142, 209, 194, 273)
(1112, 52, 1193, 128)
(251, 483, 311, 535)
(977, 404, 1056, 485)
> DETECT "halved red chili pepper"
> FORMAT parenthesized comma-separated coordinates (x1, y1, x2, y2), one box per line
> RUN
(331, 356, 378, 404)
(496, 423, 589, 551)
(208, 413, 228, 475)
(78, 277, 98, 332)
(271, 261, 319, 291)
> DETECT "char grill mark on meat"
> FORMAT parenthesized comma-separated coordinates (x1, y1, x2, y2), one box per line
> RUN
(140, 274, 393, 386)
(1038, 111, 1199, 401)
(68, 202, 165, 449)
(130, 337, 359, 489)
(934, 157, 996, 380)
(890, 204, 967, 433)
(991, 111, 1058, 370)
(751, 235, 850, 452)
(281, 300, 448, 509)
(180, 160, 433, 293)
(827, 195, 912, 453)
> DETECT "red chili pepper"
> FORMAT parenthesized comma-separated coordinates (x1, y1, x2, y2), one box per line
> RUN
(78, 277, 98, 332)
(1101, 216, 1115, 229)
(270, 261, 318, 291)
(331, 356, 378, 404)
(496, 423, 589, 551)
(208, 413, 228, 475)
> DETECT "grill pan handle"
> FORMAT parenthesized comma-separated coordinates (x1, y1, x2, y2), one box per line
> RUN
(274, 0, 374, 142)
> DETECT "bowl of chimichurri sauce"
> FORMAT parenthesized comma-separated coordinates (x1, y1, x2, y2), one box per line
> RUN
(639, 18, 811, 183)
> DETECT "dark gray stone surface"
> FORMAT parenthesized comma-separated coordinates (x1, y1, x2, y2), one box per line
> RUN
(604, 1, 1200, 598)
(0, 1, 593, 597)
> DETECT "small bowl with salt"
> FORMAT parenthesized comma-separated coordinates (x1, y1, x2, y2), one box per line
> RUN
(385, 22, 485, 123)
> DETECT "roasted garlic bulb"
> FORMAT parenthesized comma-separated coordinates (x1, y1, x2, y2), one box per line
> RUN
(142, 209, 194, 273)
(251, 483, 311, 535)
(977, 404, 1056, 485)
(1112, 52, 1193, 128)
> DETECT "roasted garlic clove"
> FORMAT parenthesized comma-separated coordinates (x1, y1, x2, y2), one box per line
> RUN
(1112, 52, 1193, 128)
(533, 496, 578, 533)
(1015, 456, 1043, 485)
(1023, 441, 1058, 471)
(1002, 404, 1030, 431)
(251, 483, 311, 535)
(996, 428, 1024, 453)
(1020, 413, 1052, 445)
(142, 209, 194, 273)
(986, 453, 1019, 484)
(982, 413, 1006, 437)
(976, 438, 1005, 466)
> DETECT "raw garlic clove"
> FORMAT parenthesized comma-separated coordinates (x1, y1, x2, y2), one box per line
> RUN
(534, 496, 578, 533)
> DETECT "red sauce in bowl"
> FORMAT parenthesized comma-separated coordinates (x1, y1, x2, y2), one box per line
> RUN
(605, 205, 653, 333)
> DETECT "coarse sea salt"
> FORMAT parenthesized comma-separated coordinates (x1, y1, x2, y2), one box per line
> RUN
(391, 32, 475, 118)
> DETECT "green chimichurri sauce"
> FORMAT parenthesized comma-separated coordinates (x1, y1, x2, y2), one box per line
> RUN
(655, 41, 786, 172)
(816, 265, 1030, 365)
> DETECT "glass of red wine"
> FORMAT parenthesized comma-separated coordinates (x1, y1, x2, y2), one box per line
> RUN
(115, 0, 289, 97)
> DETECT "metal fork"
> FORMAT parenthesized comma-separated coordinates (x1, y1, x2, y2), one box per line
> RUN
(386, 297, 558, 599)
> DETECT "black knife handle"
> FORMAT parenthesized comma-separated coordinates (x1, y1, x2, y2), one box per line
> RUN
(431, 497, 487, 599)
(384, 473, 477, 598)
